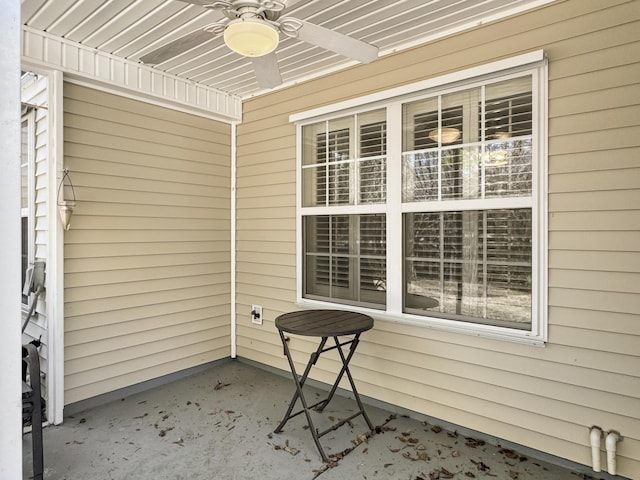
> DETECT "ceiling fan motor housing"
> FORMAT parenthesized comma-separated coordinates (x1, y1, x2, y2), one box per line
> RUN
(210, 0, 286, 21)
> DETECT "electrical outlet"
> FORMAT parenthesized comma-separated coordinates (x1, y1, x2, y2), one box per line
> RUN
(251, 305, 263, 325)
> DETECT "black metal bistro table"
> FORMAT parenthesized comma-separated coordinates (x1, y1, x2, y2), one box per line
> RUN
(274, 309, 375, 462)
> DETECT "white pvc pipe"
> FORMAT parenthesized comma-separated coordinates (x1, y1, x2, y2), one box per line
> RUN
(605, 431, 620, 476)
(589, 426, 603, 472)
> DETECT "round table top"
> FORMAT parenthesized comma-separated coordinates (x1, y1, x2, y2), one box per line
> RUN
(275, 309, 374, 337)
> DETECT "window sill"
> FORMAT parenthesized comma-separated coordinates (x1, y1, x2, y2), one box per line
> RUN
(295, 298, 546, 347)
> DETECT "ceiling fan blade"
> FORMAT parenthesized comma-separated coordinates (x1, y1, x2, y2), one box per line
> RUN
(282, 0, 307, 11)
(294, 19, 378, 64)
(251, 53, 283, 88)
(140, 29, 214, 65)
(175, 0, 222, 5)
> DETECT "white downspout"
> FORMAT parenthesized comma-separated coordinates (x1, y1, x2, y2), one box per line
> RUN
(230, 122, 237, 358)
(589, 426, 603, 472)
(605, 431, 621, 476)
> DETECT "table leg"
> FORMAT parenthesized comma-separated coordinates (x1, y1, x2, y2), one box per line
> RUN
(333, 336, 375, 431)
(274, 330, 329, 462)
(314, 334, 359, 412)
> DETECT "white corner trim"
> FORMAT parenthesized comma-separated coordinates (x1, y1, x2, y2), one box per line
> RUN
(21, 26, 242, 123)
(230, 122, 238, 359)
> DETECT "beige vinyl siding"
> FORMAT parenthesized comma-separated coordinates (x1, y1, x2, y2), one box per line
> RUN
(236, 0, 640, 477)
(63, 83, 231, 404)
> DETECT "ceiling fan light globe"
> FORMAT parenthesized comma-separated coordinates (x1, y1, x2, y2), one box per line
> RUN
(428, 127, 461, 144)
(224, 18, 279, 57)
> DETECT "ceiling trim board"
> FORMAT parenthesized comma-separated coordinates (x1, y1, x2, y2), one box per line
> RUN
(21, 25, 242, 122)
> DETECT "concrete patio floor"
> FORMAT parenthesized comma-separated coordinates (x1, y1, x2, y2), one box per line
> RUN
(24, 359, 613, 480)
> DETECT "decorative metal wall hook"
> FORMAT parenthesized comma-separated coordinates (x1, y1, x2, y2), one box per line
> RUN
(57, 168, 76, 230)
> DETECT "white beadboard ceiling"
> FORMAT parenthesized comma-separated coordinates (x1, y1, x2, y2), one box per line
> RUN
(22, 0, 554, 99)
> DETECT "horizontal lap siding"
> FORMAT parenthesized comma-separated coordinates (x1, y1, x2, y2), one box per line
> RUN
(236, 0, 640, 477)
(22, 74, 50, 384)
(64, 83, 231, 404)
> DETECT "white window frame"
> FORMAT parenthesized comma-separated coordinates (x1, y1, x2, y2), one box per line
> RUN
(294, 51, 548, 345)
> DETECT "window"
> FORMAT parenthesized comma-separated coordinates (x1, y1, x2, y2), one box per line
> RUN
(297, 53, 547, 343)
(301, 110, 387, 308)
(402, 77, 534, 330)
(21, 110, 35, 305)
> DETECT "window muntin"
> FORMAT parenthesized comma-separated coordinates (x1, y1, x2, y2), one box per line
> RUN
(297, 58, 545, 342)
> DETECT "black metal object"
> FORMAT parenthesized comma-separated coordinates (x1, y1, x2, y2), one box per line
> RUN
(274, 310, 375, 462)
(22, 343, 44, 480)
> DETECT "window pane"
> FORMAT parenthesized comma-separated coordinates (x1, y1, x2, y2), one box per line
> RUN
(304, 214, 386, 307)
(403, 151, 438, 201)
(483, 77, 533, 197)
(302, 165, 326, 207)
(359, 110, 386, 157)
(359, 110, 387, 204)
(484, 138, 532, 197)
(21, 119, 29, 209)
(404, 209, 531, 329)
(360, 157, 386, 204)
(484, 77, 532, 140)
(22, 217, 28, 303)
(327, 162, 352, 205)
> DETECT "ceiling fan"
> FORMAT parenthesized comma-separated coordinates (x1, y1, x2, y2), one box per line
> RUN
(139, 0, 379, 89)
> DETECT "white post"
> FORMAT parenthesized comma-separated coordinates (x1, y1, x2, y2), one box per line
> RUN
(0, 1, 24, 479)
(48, 68, 66, 425)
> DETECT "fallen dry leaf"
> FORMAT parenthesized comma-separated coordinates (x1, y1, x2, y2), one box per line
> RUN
(471, 459, 490, 472)
(440, 468, 455, 479)
(402, 451, 429, 461)
(214, 381, 231, 391)
(465, 438, 485, 448)
(431, 425, 442, 434)
(500, 448, 519, 459)
(284, 446, 299, 456)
